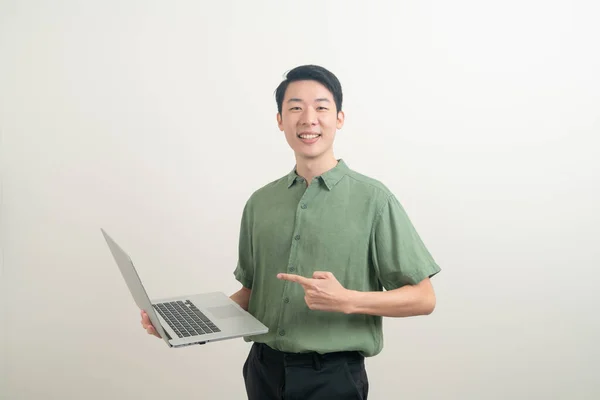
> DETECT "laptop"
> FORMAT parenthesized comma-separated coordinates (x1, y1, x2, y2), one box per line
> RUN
(101, 228, 268, 348)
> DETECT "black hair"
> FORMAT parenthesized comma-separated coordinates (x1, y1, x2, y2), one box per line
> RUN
(275, 65, 343, 114)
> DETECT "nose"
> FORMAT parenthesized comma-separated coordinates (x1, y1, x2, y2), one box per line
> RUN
(299, 106, 318, 126)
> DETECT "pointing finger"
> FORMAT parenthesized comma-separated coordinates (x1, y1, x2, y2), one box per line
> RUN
(277, 273, 312, 286)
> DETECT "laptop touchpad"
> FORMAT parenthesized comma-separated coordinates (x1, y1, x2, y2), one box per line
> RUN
(207, 305, 245, 319)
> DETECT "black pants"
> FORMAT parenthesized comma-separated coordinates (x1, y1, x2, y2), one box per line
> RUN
(242, 342, 369, 400)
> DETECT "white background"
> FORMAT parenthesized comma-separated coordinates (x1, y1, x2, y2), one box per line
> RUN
(1, 1, 599, 399)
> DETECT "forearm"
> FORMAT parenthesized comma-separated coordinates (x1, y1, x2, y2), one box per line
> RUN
(230, 286, 251, 311)
(345, 280, 436, 317)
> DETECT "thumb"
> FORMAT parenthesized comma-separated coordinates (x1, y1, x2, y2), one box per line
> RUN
(312, 271, 333, 279)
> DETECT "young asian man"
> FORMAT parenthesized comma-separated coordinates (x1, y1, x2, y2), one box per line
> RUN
(142, 64, 441, 399)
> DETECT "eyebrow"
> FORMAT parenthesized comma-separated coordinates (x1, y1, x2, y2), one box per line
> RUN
(287, 98, 331, 103)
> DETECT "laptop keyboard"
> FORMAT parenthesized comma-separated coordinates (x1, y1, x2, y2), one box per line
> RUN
(153, 300, 221, 338)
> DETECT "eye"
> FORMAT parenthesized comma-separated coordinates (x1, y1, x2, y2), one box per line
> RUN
(317, 107, 328, 111)
(289, 107, 301, 111)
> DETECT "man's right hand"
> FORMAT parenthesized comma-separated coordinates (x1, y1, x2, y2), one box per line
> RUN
(140, 310, 161, 338)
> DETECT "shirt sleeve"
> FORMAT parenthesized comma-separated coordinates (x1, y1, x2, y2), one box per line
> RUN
(233, 198, 254, 289)
(370, 194, 441, 290)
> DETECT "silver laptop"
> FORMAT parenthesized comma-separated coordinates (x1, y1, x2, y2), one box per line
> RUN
(101, 228, 268, 348)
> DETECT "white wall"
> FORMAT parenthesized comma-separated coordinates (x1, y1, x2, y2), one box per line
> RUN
(1, 1, 599, 399)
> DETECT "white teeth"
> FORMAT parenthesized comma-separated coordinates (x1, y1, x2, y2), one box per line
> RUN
(299, 134, 320, 139)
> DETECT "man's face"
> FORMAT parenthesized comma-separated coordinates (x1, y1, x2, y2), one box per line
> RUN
(277, 80, 344, 161)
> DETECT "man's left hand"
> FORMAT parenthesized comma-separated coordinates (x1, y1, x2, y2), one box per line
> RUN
(277, 271, 354, 314)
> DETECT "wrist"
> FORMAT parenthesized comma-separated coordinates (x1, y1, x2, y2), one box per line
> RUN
(342, 289, 361, 314)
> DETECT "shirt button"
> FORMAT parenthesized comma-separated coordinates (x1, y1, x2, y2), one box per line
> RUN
(294, 235, 300, 240)
(283, 297, 290, 303)
(289, 266, 296, 272)
(279, 329, 286, 336)
(301, 204, 307, 209)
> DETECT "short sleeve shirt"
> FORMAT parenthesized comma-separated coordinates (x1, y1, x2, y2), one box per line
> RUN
(234, 159, 440, 357)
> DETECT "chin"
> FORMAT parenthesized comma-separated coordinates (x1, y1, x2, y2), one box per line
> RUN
(290, 140, 332, 161)
(295, 149, 324, 160)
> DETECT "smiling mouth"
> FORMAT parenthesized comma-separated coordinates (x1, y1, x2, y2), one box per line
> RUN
(297, 133, 321, 139)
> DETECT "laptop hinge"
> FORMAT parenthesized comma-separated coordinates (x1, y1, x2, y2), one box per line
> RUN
(162, 326, 172, 340)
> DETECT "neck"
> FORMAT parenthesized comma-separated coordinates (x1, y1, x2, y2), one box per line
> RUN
(295, 152, 338, 185)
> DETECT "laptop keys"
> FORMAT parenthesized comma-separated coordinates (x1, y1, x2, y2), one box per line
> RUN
(153, 300, 221, 338)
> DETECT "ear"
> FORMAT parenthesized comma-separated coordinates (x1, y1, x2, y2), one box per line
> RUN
(336, 110, 345, 129)
(277, 112, 284, 131)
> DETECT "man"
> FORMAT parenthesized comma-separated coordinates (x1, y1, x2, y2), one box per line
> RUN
(142, 65, 441, 399)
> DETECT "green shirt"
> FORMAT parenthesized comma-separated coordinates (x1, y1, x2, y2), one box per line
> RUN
(233, 159, 440, 357)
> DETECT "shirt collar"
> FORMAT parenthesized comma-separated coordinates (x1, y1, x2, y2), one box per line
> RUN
(286, 159, 350, 190)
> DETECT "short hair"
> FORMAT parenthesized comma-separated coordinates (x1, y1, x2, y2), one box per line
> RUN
(275, 65, 343, 114)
